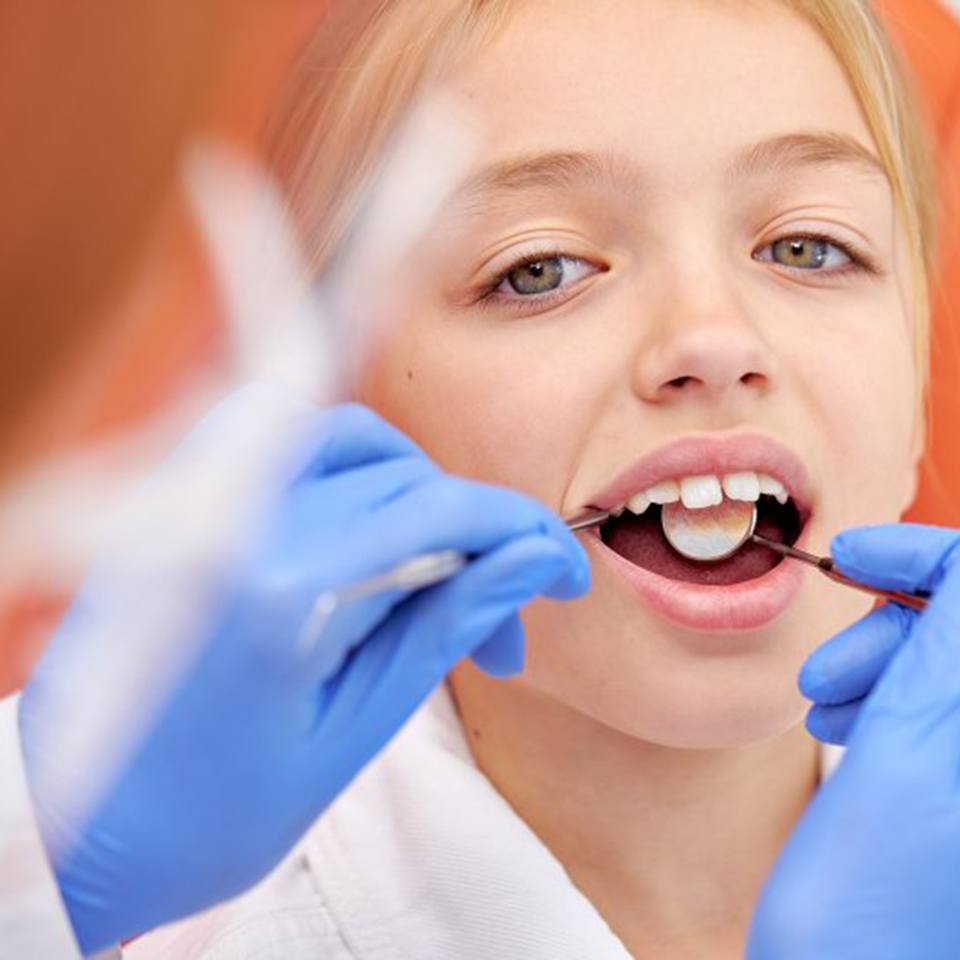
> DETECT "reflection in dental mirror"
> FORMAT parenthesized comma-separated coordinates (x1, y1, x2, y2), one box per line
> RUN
(661, 499, 758, 562)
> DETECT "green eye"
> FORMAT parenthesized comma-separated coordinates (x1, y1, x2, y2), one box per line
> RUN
(506, 257, 565, 294)
(772, 237, 829, 269)
(768, 235, 859, 272)
(488, 253, 600, 307)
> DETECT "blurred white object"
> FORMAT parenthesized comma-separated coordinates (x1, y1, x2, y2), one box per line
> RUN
(185, 142, 335, 402)
(0, 695, 87, 958)
(1, 88, 479, 859)
(0, 89, 478, 595)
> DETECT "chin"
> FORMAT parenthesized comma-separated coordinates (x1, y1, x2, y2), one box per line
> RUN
(582, 680, 809, 750)
(525, 610, 813, 750)
(616, 682, 810, 750)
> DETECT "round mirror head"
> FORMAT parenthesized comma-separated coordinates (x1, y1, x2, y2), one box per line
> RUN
(660, 499, 757, 562)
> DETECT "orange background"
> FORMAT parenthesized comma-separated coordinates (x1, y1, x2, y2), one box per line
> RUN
(1, 0, 958, 695)
(878, 0, 960, 527)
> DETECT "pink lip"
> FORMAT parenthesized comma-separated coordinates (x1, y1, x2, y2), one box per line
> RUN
(582, 432, 815, 632)
(589, 432, 814, 514)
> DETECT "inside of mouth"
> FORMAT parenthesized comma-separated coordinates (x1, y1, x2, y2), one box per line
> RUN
(600, 495, 803, 585)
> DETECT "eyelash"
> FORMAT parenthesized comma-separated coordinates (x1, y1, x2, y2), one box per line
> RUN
(753, 231, 881, 281)
(474, 231, 880, 315)
(476, 248, 602, 314)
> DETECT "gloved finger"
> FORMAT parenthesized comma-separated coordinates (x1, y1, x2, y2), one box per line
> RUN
(342, 455, 439, 508)
(234, 477, 586, 685)
(300, 556, 534, 686)
(798, 603, 912, 706)
(281, 468, 589, 598)
(306, 576, 525, 687)
(373, 473, 590, 599)
(831, 523, 960, 595)
(300, 402, 429, 478)
(264, 454, 438, 569)
(805, 700, 863, 745)
(470, 613, 526, 677)
(854, 566, 960, 759)
(316, 534, 575, 742)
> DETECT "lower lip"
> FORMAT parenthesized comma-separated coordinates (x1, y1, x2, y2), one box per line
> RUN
(588, 522, 811, 632)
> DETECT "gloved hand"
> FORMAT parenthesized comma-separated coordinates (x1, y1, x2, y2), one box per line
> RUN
(19, 392, 589, 955)
(794, 527, 932, 745)
(748, 523, 960, 959)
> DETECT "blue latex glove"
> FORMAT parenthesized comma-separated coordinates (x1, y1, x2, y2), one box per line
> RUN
(19, 395, 589, 955)
(794, 526, 931, 746)
(748, 523, 960, 959)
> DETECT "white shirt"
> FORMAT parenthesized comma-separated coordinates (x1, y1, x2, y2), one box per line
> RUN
(126, 688, 844, 960)
(0, 693, 84, 959)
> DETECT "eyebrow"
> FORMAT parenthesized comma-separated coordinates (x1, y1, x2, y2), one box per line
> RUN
(731, 131, 886, 180)
(458, 131, 886, 207)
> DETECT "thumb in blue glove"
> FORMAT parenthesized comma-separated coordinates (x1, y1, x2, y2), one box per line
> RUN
(748, 522, 960, 960)
(796, 523, 949, 744)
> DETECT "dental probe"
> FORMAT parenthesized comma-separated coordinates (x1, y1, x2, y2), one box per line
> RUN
(749, 533, 930, 612)
(296, 508, 613, 654)
(566, 508, 613, 531)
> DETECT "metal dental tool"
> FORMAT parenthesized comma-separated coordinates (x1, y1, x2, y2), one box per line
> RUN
(566, 508, 613, 531)
(297, 549, 469, 655)
(749, 532, 930, 611)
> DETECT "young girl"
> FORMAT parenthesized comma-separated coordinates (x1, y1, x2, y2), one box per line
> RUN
(129, 1, 936, 957)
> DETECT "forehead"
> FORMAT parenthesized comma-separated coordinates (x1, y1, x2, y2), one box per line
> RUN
(446, 0, 877, 193)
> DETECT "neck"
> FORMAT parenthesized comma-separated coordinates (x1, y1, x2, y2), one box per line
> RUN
(449, 664, 820, 959)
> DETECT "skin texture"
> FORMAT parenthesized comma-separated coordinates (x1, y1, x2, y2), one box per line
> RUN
(358, 0, 919, 954)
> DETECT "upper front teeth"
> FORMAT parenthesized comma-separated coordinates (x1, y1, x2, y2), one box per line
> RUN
(757, 474, 789, 503)
(680, 475, 723, 508)
(621, 470, 788, 515)
(722, 471, 761, 502)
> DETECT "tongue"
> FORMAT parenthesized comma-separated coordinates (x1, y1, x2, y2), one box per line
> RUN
(602, 501, 795, 586)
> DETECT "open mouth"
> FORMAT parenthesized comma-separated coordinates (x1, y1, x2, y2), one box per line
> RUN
(598, 472, 809, 587)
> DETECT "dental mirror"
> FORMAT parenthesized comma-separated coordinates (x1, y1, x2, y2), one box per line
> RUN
(661, 499, 757, 562)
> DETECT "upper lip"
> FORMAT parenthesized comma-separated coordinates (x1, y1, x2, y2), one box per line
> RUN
(586, 432, 814, 515)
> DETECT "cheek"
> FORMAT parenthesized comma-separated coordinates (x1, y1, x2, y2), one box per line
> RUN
(794, 316, 917, 522)
(356, 312, 604, 504)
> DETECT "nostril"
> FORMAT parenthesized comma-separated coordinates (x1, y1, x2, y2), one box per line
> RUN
(657, 370, 767, 394)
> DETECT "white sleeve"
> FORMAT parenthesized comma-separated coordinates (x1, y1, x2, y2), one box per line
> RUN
(0, 693, 91, 959)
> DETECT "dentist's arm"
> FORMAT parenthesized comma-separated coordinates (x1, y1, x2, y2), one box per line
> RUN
(16, 392, 589, 957)
(748, 523, 960, 959)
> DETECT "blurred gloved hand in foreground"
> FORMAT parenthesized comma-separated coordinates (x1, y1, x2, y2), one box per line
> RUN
(19, 390, 589, 955)
(749, 523, 960, 959)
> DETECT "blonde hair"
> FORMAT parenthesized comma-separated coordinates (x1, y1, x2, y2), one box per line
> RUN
(267, 0, 937, 403)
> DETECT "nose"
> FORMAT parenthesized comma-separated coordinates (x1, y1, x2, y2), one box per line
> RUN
(631, 285, 774, 406)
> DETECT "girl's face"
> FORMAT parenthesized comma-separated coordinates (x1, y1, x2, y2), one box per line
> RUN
(358, 0, 919, 746)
